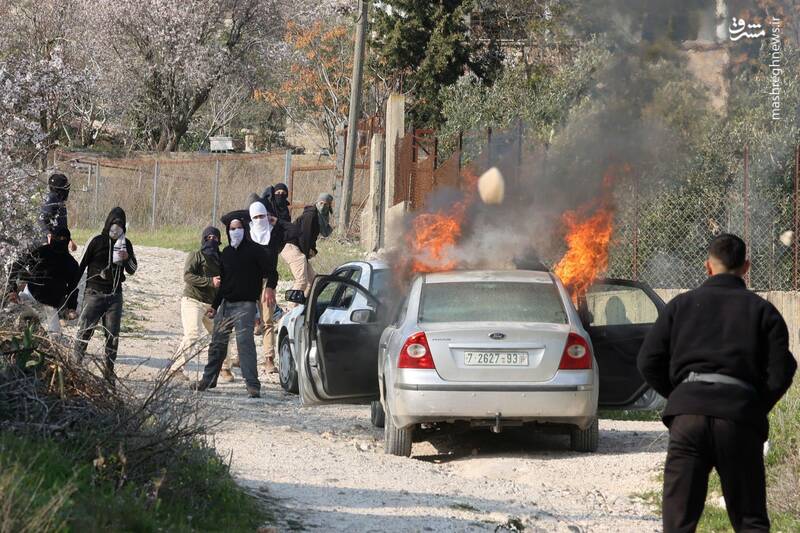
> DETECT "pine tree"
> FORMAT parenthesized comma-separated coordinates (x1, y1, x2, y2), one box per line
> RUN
(371, 0, 501, 128)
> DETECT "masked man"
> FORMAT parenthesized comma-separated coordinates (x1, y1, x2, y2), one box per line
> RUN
(73, 207, 137, 383)
(40, 173, 77, 251)
(171, 226, 223, 381)
(5, 226, 80, 333)
(247, 201, 283, 374)
(192, 213, 277, 398)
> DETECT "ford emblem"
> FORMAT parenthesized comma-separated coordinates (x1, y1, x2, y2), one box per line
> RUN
(489, 332, 506, 340)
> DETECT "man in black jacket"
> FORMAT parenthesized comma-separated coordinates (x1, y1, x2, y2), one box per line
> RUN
(39, 173, 77, 251)
(191, 213, 277, 398)
(638, 234, 797, 533)
(72, 207, 138, 383)
(5, 226, 80, 333)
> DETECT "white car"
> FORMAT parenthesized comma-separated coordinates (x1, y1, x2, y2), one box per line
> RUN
(275, 260, 391, 393)
(287, 266, 666, 456)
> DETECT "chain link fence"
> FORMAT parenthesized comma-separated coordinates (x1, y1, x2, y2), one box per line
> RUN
(608, 173, 798, 291)
(54, 151, 367, 231)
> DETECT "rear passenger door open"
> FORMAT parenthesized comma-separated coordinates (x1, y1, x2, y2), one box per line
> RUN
(581, 278, 666, 409)
(297, 275, 385, 405)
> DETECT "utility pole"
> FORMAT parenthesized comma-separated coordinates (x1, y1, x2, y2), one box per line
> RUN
(338, 0, 368, 236)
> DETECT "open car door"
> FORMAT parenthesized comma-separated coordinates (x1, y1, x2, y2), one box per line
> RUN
(297, 275, 385, 406)
(581, 278, 666, 409)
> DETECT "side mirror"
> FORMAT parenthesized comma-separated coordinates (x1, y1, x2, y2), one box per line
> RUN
(285, 289, 306, 305)
(350, 309, 376, 324)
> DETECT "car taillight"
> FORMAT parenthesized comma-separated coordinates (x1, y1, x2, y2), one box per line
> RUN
(558, 332, 592, 370)
(398, 332, 435, 369)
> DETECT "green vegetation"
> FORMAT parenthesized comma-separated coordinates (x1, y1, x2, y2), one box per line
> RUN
(599, 409, 662, 422)
(638, 383, 800, 532)
(0, 432, 269, 532)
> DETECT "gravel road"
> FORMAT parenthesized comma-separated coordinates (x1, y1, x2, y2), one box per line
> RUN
(78, 245, 669, 532)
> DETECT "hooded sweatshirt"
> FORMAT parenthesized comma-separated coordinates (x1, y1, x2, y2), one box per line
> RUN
(39, 174, 70, 236)
(8, 227, 81, 309)
(182, 227, 222, 305)
(79, 207, 138, 294)
(212, 211, 277, 310)
(261, 183, 291, 223)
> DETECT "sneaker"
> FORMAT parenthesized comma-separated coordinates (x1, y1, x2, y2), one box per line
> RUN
(190, 379, 211, 392)
(264, 357, 278, 374)
(246, 385, 261, 398)
(219, 369, 235, 383)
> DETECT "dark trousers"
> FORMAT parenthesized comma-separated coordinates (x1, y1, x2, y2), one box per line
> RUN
(663, 414, 769, 533)
(73, 289, 123, 374)
(202, 300, 259, 390)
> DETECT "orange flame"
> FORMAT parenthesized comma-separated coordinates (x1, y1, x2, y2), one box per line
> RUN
(404, 168, 478, 274)
(406, 202, 467, 273)
(554, 165, 626, 300)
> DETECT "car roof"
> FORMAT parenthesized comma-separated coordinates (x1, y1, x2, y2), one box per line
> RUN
(335, 259, 389, 271)
(423, 269, 555, 284)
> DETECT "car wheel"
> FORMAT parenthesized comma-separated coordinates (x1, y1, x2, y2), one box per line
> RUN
(570, 417, 599, 452)
(370, 400, 385, 428)
(278, 336, 298, 394)
(383, 402, 412, 457)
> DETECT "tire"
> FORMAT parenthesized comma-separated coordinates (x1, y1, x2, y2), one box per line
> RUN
(383, 402, 413, 457)
(370, 400, 385, 428)
(278, 335, 298, 393)
(570, 417, 599, 452)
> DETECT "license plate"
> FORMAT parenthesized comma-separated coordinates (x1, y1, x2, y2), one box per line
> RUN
(463, 351, 529, 366)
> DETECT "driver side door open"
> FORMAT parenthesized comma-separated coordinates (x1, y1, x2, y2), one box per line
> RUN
(297, 275, 385, 405)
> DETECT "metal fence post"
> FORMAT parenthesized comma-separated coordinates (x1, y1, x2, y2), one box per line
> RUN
(633, 173, 639, 281)
(212, 158, 221, 225)
(743, 145, 750, 287)
(284, 150, 293, 201)
(794, 144, 800, 290)
(152, 159, 159, 229)
(94, 163, 101, 224)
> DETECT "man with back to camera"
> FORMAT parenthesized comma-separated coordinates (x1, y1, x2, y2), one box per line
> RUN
(638, 233, 797, 532)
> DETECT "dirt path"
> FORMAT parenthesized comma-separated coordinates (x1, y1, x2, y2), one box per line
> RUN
(84, 245, 668, 532)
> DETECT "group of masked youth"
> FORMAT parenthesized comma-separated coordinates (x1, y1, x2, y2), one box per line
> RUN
(5, 173, 334, 396)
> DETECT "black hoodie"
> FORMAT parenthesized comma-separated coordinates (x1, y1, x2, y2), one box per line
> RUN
(212, 211, 276, 310)
(261, 184, 292, 223)
(79, 207, 138, 294)
(8, 236, 81, 310)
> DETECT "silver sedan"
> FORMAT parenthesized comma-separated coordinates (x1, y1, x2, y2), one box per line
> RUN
(292, 268, 665, 457)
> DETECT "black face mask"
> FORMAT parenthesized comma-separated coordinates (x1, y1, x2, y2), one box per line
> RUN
(51, 239, 69, 253)
(274, 195, 288, 209)
(202, 238, 220, 260)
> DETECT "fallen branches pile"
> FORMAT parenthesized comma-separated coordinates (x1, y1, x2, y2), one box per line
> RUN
(0, 314, 209, 488)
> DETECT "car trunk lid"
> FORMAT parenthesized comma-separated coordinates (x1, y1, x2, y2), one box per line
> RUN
(421, 322, 570, 382)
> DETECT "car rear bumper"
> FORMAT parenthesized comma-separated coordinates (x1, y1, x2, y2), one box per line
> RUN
(388, 368, 598, 429)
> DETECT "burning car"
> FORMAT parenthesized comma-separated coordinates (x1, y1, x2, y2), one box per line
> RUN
(285, 262, 665, 457)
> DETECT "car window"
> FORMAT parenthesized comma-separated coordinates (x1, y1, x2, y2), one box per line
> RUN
(369, 269, 391, 302)
(419, 281, 567, 323)
(584, 283, 658, 326)
(336, 268, 362, 309)
(393, 296, 408, 326)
